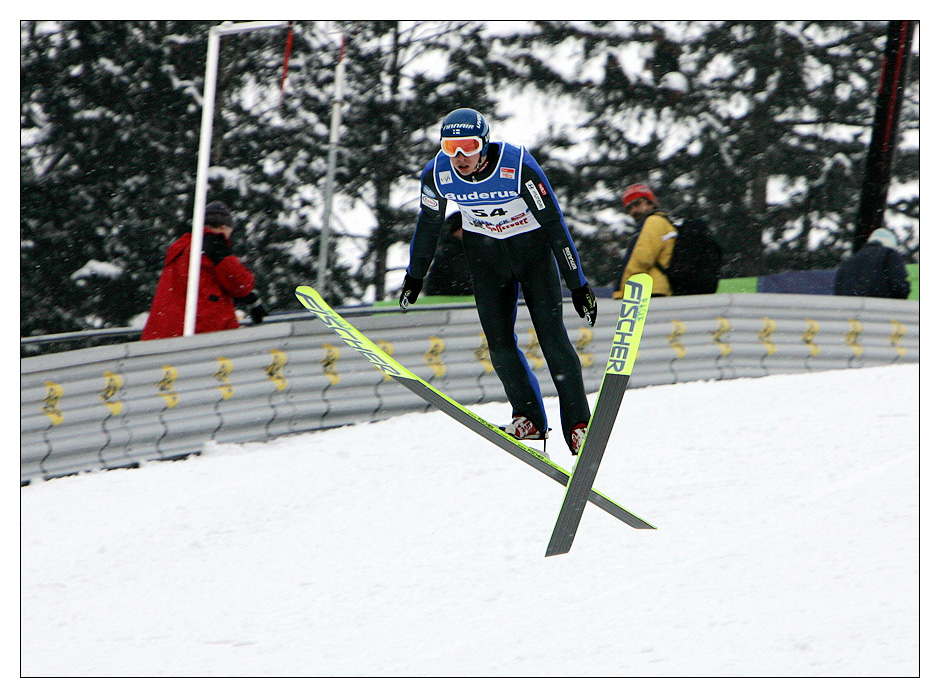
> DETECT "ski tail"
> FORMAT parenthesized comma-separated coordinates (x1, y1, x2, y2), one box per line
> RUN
(545, 273, 653, 556)
(294, 286, 655, 531)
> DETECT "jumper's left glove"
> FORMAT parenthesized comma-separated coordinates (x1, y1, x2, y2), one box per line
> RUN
(242, 291, 268, 324)
(399, 273, 423, 311)
(571, 283, 597, 327)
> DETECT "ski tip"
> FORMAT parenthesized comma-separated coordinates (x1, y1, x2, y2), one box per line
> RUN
(631, 272, 653, 293)
(295, 286, 324, 310)
(545, 532, 574, 557)
(545, 544, 572, 557)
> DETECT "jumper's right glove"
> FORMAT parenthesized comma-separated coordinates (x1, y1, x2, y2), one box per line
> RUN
(399, 273, 423, 311)
(202, 233, 232, 264)
(571, 283, 598, 327)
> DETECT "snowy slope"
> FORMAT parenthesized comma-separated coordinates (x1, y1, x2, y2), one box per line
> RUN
(21, 364, 920, 678)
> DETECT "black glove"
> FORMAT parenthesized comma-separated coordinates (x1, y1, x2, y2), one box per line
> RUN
(399, 273, 423, 310)
(571, 283, 597, 327)
(242, 291, 268, 324)
(202, 233, 232, 264)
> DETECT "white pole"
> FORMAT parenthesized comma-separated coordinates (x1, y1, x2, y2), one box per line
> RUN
(317, 35, 346, 291)
(184, 21, 290, 337)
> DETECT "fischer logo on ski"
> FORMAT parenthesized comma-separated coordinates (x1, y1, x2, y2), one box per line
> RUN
(607, 279, 648, 375)
(545, 273, 652, 557)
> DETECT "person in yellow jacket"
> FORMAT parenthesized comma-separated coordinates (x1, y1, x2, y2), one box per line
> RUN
(614, 183, 676, 298)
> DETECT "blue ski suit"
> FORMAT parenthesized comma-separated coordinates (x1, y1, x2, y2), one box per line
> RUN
(405, 142, 591, 437)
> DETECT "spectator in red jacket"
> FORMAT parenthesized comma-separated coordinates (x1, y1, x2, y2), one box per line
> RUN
(141, 201, 265, 340)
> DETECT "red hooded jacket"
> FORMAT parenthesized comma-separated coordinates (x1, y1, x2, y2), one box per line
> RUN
(141, 231, 255, 340)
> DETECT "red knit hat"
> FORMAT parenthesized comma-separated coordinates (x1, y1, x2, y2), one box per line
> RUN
(622, 183, 657, 208)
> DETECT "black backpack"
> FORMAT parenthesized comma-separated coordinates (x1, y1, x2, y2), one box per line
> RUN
(655, 216, 723, 295)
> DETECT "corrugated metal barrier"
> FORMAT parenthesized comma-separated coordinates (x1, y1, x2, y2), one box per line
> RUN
(21, 293, 918, 485)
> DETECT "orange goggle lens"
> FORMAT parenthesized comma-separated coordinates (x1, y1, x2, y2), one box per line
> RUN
(441, 137, 484, 157)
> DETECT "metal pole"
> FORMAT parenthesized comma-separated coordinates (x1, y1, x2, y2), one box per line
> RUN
(184, 21, 290, 336)
(853, 20, 915, 252)
(317, 35, 346, 291)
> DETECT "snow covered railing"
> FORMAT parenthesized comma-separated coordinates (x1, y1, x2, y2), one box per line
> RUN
(20, 293, 918, 485)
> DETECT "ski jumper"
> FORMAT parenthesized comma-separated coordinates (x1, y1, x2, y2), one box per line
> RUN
(406, 142, 591, 437)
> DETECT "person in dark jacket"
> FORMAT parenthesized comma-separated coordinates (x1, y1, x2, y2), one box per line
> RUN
(833, 227, 911, 299)
(424, 211, 473, 296)
(141, 201, 265, 340)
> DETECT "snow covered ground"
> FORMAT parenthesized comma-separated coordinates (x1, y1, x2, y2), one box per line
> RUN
(21, 363, 923, 679)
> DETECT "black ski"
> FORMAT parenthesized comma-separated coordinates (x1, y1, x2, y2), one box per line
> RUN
(545, 273, 652, 556)
(295, 285, 654, 530)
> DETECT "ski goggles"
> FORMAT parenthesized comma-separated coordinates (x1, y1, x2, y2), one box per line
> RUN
(440, 136, 484, 157)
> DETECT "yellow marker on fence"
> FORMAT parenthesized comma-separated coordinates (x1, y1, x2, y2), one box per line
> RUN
(43, 380, 64, 425)
(425, 336, 447, 378)
(377, 341, 395, 381)
(158, 366, 179, 408)
(214, 358, 234, 400)
(266, 349, 288, 391)
(475, 332, 494, 373)
(802, 319, 821, 357)
(101, 371, 124, 415)
(713, 317, 732, 356)
(759, 317, 777, 356)
(322, 343, 341, 385)
(845, 318, 864, 357)
(890, 320, 907, 358)
(575, 327, 594, 368)
(525, 328, 545, 370)
(669, 319, 687, 359)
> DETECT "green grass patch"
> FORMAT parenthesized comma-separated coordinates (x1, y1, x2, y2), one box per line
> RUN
(906, 264, 919, 300)
(374, 294, 472, 308)
(717, 277, 757, 294)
